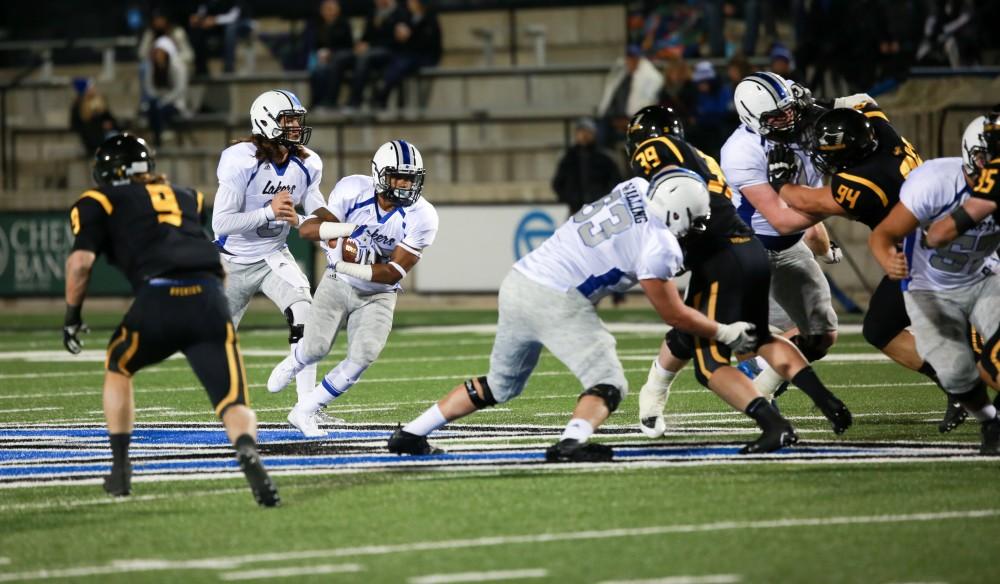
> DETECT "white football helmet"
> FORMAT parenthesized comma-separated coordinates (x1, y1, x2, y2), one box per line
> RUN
(734, 72, 805, 143)
(961, 115, 988, 178)
(249, 89, 312, 145)
(371, 140, 426, 207)
(646, 167, 711, 238)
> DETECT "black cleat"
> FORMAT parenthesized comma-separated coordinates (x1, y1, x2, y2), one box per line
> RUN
(102, 462, 132, 497)
(237, 448, 280, 507)
(939, 396, 969, 433)
(817, 396, 853, 435)
(740, 426, 799, 454)
(387, 428, 444, 455)
(544, 439, 613, 462)
(981, 418, 1000, 456)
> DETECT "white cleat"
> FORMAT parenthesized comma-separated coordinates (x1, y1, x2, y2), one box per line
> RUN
(314, 408, 346, 425)
(267, 356, 299, 394)
(287, 408, 327, 438)
(638, 381, 669, 438)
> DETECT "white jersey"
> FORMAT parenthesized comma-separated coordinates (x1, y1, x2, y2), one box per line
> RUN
(514, 177, 685, 302)
(900, 158, 1000, 292)
(212, 142, 326, 264)
(323, 175, 439, 294)
(721, 124, 822, 242)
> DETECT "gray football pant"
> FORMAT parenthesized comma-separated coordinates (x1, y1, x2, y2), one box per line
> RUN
(221, 255, 312, 327)
(766, 239, 838, 335)
(486, 269, 628, 403)
(298, 269, 397, 367)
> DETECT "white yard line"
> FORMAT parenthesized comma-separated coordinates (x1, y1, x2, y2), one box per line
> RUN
(218, 564, 363, 581)
(408, 569, 548, 584)
(0, 558, 9, 566)
(0, 508, 989, 582)
(0, 407, 59, 414)
(599, 576, 741, 584)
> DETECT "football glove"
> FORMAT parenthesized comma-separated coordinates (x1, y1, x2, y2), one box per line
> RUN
(767, 145, 800, 193)
(714, 321, 758, 354)
(351, 228, 381, 266)
(63, 304, 89, 355)
(820, 241, 843, 264)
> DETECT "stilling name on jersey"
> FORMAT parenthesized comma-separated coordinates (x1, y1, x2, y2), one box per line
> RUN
(324, 174, 439, 294)
(515, 177, 685, 302)
(901, 158, 1000, 292)
(214, 141, 326, 263)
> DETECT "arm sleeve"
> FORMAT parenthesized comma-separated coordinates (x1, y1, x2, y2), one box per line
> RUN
(831, 173, 890, 219)
(302, 156, 327, 215)
(720, 137, 768, 190)
(211, 183, 271, 235)
(637, 226, 684, 280)
(399, 206, 439, 256)
(900, 177, 949, 226)
(70, 197, 110, 254)
(325, 177, 359, 222)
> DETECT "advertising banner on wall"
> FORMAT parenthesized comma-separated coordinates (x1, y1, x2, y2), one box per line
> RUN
(414, 204, 568, 293)
(0, 210, 315, 297)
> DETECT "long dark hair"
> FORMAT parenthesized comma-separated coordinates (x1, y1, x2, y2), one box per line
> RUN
(232, 135, 310, 162)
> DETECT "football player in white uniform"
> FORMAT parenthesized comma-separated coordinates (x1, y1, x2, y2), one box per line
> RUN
(870, 114, 1000, 454)
(385, 170, 800, 462)
(266, 140, 439, 437)
(722, 72, 848, 397)
(212, 90, 334, 405)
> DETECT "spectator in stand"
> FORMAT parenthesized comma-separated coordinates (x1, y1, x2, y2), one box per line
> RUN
(768, 42, 798, 81)
(142, 37, 189, 146)
(306, 0, 355, 108)
(657, 56, 698, 131)
(685, 61, 733, 157)
(596, 45, 663, 149)
(916, 0, 978, 67)
(188, 1, 253, 75)
(373, 0, 442, 109)
(551, 117, 623, 215)
(139, 9, 194, 70)
(69, 78, 120, 155)
(347, 0, 409, 110)
(726, 53, 754, 88)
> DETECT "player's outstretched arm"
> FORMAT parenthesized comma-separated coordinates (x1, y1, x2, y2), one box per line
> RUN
(869, 205, 918, 280)
(299, 207, 352, 241)
(778, 183, 844, 218)
(640, 278, 756, 352)
(63, 250, 96, 354)
(741, 183, 822, 234)
(925, 197, 997, 248)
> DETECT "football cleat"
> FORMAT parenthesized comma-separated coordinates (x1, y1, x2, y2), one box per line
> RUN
(981, 418, 1000, 456)
(387, 427, 443, 455)
(102, 462, 132, 497)
(739, 426, 799, 454)
(314, 407, 346, 425)
(267, 355, 299, 393)
(237, 447, 280, 507)
(287, 407, 327, 438)
(638, 382, 669, 438)
(544, 439, 613, 463)
(816, 395, 853, 435)
(939, 396, 969, 434)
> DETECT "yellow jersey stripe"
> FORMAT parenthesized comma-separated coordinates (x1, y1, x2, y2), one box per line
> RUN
(79, 190, 113, 214)
(837, 172, 889, 207)
(196, 191, 205, 215)
(864, 110, 889, 122)
(638, 136, 685, 164)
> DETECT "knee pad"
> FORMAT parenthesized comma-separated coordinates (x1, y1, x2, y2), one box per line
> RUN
(792, 334, 829, 362)
(283, 305, 309, 345)
(464, 376, 497, 409)
(579, 384, 623, 412)
(665, 329, 694, 362)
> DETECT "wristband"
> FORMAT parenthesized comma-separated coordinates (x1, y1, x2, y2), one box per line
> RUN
(388, 261, 407, 279)
(318, 222, 358, 240)
(334, 261, 373, 281)
(950, 206, 977, 235)
(65, 303, 82, 327)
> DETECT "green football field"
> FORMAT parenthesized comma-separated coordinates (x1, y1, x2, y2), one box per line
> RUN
(0, 307, 996, 584)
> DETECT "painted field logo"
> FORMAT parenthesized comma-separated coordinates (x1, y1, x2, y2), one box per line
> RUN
(513, 210, 556, 260)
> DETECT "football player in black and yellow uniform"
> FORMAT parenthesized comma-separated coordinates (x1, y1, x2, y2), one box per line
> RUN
(63, 134, 279, 506)
(626, 106, 852, 450)
(771, 104, 967, 432)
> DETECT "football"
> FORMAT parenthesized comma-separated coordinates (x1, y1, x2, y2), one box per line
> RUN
(340, 238, 359, 263)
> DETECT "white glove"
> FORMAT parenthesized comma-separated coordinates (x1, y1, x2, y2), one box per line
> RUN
(714, 321, 758, 353)
(820, 241, 843, 264)
(351, 228, 380, 265)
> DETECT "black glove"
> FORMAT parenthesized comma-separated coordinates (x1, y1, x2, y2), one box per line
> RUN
(62, 304, 88, 355)
(767, 145, 800, 193)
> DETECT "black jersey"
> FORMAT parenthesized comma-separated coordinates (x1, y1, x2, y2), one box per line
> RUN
(630, 135, 752, 263)
(971, 158, 1000, 202)
(829, 106, 923, 230)
(70, 182, 223, 290)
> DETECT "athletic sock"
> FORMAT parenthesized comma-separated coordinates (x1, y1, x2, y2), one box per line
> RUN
(295, 362, 318, 401)
(744, 397, 785, 431)
(791, 366, 836, 404)
(754, 366, 786, 399)
(969, 404, 998, 423)
(234, 433, 257, 454)
(109, 433, 131, 467)
(403, 404, 448, 437)
(560, 418, 594, 442)
(918, 361, 945, 389)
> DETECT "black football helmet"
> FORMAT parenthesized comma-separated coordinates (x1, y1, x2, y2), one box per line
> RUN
(93, 134, 155, 186)
(625, 105, 686, 156)
(809, 108, 878, 175)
